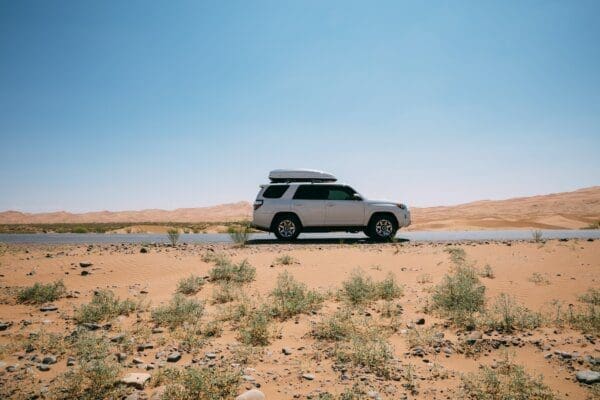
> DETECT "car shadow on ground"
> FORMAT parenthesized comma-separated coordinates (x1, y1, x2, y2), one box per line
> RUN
(245, 237, 411, 245)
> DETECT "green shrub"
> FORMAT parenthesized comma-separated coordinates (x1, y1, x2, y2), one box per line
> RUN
(481, 293, 543, 332)
(569, 304, 600, 335)
(335, 334, 395, 378)
(160, 365, 240, 400)
(376, 273, 403, 300)
(270, 271, 324, 319)
(167, 228, 180, 246)
(431, 266, 486, 327)
(228, 224, 251, 246)
(209, 258, 255, 283)
(238, 305, 272, 346)
(177, 275, 205, 295)
(312, 309, 356, 341)
(479, 265, 495, 279)
(407, 327, 444, 349)
(211, 281, 242, 304)
(445, 247, 467, 265)
(528, 272, 550, 285)
(17, 280, 66, 304)
(274, 254, 296, 265)
(339, 270, 376, 305)
(460, 359, 557, 399)
(152, 294, 204, 329)
(75, 290, 137, 324)
(579, 288, 600, 305)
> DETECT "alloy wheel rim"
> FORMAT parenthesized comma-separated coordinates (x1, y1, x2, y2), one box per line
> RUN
(278, 220, 296, 237)
(375, 219, 393, 237)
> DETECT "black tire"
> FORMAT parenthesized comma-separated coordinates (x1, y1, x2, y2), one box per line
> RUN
(367, 214, 398, 242)
(272, 214, 301, 241)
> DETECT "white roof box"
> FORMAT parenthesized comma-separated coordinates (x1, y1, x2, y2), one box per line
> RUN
(269, 169, 337, 183)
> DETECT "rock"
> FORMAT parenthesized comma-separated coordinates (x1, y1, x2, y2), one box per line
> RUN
(67, 357, 76, 366)
(236, 389, 266, 400)
(140, 248, 148, 253)
(7, 364, 18, 372)
(242, 374, 255, 382)
(111, 334, 126, 342)
(117, 353, 127, 362)
(152, 327, 164, 334)
(415, 318, 425, 325)
(205, 352, 217, 359)
(42, 355, 57, 365)
(82, 323, 101, 331)
(79, 261, 93, 268)
(282, 347, 292, 355)
(37, 364, 51, 371)
(132, 357, 145, 364)
(465, 331, 482, 345)
(81, 270, 90, 276)
(137, 343, 154, 351)
(0, 322, 10, 331)
(302, 373, 315, 380)
(167, 352, 181, 362)
(40, 305, 58, 312)
(576, 370, 600, 384)
(120, 373, 151, 389)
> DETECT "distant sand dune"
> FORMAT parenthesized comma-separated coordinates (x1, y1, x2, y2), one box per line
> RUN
(0, 187, 598, 230)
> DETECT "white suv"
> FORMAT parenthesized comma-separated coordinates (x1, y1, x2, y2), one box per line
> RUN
(252, 169, 411, 241)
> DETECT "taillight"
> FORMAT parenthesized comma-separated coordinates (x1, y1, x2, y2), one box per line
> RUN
(253, 200, 263, 210)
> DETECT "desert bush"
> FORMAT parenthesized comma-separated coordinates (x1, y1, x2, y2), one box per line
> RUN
(211, 281, 242, 304)
(376, 273, 404, 300)
(417, 273, 433, 284)
(238, 305, 272, 346)
(17, 280, 66, 304)
(274, 254, 296, 265)
(569, 304, 600, 335)
(335, 334, 395, 378)
(209, 259, 255, 283)
(228, 224, 251, 246)
(160, 365, 240, 400)
(481, 293, 543, 332)
(167, 228, 180, 246)
(532, 230, 544, 243)
(152, 294, 204, 329)
(51, 332, 123, 400)
(75, 290, 137, 324)
(479, 265, 495, 279)
(312, 309, 356, 341)
(407, 327, 444, 349)
(201, 251, 229, 266)
(445, 247, 467, 265)
(459, 358, 557, 399)
(431, 266, 486, 327)
(270, 271, 324, 319)
(177, 275, 205, 295)
(579, 287, 600, 305)
(528, 272, 550, 285)
(23, 328, 67, 355)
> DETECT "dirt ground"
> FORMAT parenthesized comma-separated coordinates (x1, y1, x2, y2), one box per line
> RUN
(0, 239, 598, 399)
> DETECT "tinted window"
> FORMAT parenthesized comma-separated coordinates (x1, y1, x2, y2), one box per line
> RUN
(293, 185, 328, 200)
(263, 185, 289, 199)
(326, 185, 357, 200)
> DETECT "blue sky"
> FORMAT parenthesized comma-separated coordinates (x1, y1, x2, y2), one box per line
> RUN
(1, 1, 599, 212)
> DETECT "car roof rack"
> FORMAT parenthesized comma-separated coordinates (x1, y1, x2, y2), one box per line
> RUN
(268, 169, 337, 183)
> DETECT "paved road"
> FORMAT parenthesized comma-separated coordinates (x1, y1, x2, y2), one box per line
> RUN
(0, 229, 598, 244)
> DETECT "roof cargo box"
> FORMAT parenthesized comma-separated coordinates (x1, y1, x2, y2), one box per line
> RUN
(269, 169, 337, 183)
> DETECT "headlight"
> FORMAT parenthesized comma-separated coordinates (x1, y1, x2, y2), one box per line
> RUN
(396, 203, 406, 210)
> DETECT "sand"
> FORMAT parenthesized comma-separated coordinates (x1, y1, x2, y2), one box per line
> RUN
(0, 239, 598, 399)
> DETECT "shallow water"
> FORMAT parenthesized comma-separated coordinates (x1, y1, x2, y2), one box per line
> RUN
(0, 229, 598, 244)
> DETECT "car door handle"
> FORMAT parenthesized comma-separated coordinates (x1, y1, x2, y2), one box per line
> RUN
(327, 204, 335, 207)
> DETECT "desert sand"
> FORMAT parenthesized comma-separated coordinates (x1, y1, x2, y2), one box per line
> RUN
(0, 239, 598, 399)
(1, 187, 598, 231)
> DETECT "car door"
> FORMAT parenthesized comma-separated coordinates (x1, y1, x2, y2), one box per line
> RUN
(291, 185, 327, 226)
(324, 185, 365, 226)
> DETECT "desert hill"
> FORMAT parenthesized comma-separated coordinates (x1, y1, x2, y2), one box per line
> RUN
(0, 187, 598, 230)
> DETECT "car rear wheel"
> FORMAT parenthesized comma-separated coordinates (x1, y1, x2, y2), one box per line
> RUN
(367, 214, 397, 241)
(272, 214, 301, 241)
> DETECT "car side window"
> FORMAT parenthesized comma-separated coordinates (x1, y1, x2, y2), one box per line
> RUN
(327, 186, 352, 200)
(293, 185, 328, 200)
(262, 185, 289, 199)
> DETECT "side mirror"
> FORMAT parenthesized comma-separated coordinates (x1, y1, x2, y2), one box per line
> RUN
(352, 193, 363, 201)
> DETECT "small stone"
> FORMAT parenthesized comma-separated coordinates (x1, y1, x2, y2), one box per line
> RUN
(576, 370, 600, 384)
(167, 352, 181, 362)
(302, 373, 315, 380)
(111, 334, 126, 342)
(120, 373, 151, 389)
(67, 357, 76, 366)
(37, 364, 51, 371)
(205, 352, 217, 359)
(81, 270, 90, 276)
(132, 358, 145, 364)
(82, 323, 101, 331)
(0, 322, 10, 331)
(236, 389, 266, 400)
(152, 327, 164, 334)
(137, 343, 154, 351)
(140, 248, 148, 253)
(79, 261, 93, 268)
(465, 331, 482, 345)
(40, 305, 58, 312)
(42, 355, 57, 365)
(282, 347, 292, 355)
(415, 318, 425, 325)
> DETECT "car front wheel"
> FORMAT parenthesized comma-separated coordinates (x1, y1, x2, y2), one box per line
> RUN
(367, 215, 397, 241)
(272, 215, 301, 241)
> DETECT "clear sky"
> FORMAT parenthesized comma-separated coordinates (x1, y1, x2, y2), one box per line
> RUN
(1, 1, 599, 212)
